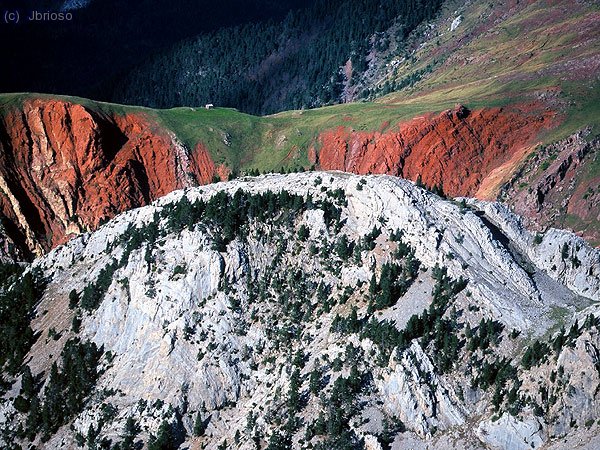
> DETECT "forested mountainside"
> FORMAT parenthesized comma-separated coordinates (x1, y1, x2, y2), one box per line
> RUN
(108, 0, 443, 114)
(0, 0, 316, 100)
(0, 172, 599, 449)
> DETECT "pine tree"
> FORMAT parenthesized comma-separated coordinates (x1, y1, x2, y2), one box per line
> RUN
(297, 224, 309, 241)
(68, 289, 79, 309)
(20, 365, 35, 399)
(415, 174, 423, 188)
(287, 368, 301, 413)
(122, 417, 139, 448)
(369, 272, 378, 296)
(348, 307, 360, 333)
(309, 367, 321, 395)
(193, 409, 206, 436)
(148, 420, 176, 450)
(335, 234, 352, 260)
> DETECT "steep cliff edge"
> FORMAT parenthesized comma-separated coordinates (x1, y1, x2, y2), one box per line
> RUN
(499, 131, 600, 246)
(7, 95, 599, 258)
(1, 98, 558, 257)
(0, 98, 223, 256)
(314, 104, 554, 197)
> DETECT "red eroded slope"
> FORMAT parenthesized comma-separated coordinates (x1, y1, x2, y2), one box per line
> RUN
(315, 105, 555, 197)
(0, 99, 221, 255)
(0, 99, 556, 258)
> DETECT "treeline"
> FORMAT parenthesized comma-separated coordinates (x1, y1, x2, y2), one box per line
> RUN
(26, 340, 103, 441)
(161, 189, 344, 250)
(110, 0, 443, 114)
(69, 187, 345, 317)
(9, 338, 104, 443)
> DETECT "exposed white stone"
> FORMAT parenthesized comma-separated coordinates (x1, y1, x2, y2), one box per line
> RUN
(477, 412, 545, 450)
(7, 172, 599, 448)
(450, 16, 462, 32)
(376, 342, 467, 437)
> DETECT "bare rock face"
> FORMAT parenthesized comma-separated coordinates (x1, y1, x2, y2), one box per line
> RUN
(547, 329, 600, 436)
(468, 200, 600, 300)
(476, 413, 545, 450)
(189, 143, 231, 184)
(315, 104, 554, 198)
(0, 98, 222, 257)
(376, 341, 467, 437)
(4, 96, 590, 262)
(499, 131, 600, 246)
(2, 172, 599, 449)
(0, 222, 24, 262)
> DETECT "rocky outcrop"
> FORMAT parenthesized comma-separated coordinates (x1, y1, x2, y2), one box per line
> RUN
(189, 143, 231, 184)
(0, 98, 222, 256)
(376, 341, 467, 437)
(2, 97, 591, 262)
(314, 104, 554, 197)
(499, 131, 600, 245)
(466, 200, 600, 300)
(2, 172, 596, 449)
(476, 413, 545, 450)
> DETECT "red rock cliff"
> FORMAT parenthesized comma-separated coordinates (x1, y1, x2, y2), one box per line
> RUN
(0, 99, 557, 258)
(315, 105, 554, 197)
(0, 99, 221, 256)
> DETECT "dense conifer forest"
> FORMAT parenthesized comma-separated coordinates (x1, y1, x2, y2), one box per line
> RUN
(0, 0, 314, 99)
(110, 0, 443, 114)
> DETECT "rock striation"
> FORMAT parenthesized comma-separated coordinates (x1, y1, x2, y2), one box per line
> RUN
(1, 172, 599, 449)
(314, 104, 554, 198)
(0, 98, 223, 256)
(1, 97, 573, 260)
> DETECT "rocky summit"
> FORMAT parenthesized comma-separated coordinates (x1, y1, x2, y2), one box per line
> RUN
(1, 172, 599, 449)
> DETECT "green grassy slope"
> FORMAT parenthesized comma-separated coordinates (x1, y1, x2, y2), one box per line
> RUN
(0, 92, 469, 173)
(378, 0, 600, 141)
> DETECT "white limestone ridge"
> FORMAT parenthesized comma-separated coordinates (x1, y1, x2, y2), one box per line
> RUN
(2, 172, 600, 449)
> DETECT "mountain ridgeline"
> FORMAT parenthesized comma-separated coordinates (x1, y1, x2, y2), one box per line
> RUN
(109, 0, 443, 114)
(0, 173, 599, 449)
(0, 1, 599, 449)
